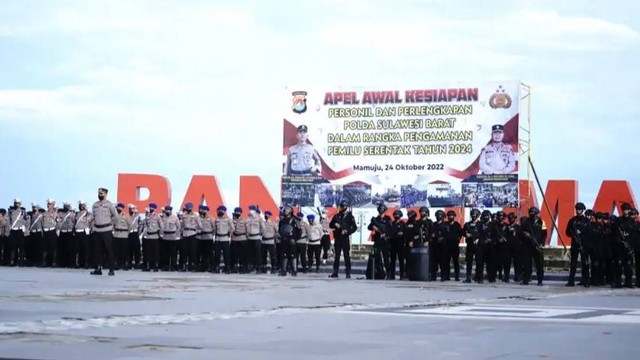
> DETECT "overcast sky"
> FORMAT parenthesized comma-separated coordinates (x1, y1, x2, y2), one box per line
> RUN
(0, 0, 638, 209)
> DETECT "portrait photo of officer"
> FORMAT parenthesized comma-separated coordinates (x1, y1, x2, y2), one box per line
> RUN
(285, 124, 322, 177)
(479, 124, 516, 175)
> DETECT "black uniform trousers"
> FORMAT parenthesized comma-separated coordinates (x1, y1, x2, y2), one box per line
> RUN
(93, 230, 115, 272)
(502, 240, 521, 282)
(321, 234, 331, 260)
(162, 239, 180, 270)
(114, 236, 129, 269)
(613, 241, 633, 287)
(484, 243, 498, 283)
(429, 241, 446, 281)
(42, 230, 58, 267)
(389, 238, 405, 279)
(8, 230, 25, 266)
(230, 240, 248, 272)
(27, 232, 42, 266)
(445, 240, 460, 281)
(247, 239, 262, 271)
(464, 242, 477, 282)
(76, 231, 91, 268)
(296, 242, 308, 272)
(307, 242, 321, 271)
(279, 239, 297, 275)
(332, 237, 351, 275)
(143, 237, 159, 271)
(213, 241, 231, 272)
(128, 232, 141, 267)
(521, 244, 544, 284)
(568, 244, 595, 285)
(197, 239, 213, 271)
(181, 235, 198, 270)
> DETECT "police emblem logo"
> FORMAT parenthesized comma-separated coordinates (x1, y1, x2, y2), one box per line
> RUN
(489, 86, 512, 109)
(292, 91, 308, 114)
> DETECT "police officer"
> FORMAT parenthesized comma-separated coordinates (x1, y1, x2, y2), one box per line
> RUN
(278, 206, 300, 276)
(329, 200, 357, 278)
(320, 209, 332, 265)
(161, 206, 181, 271)
(463, 209, 481, 283)
(231, 207, 248, 273)
(112, 203, 130, 270)
(503, 212, 521, 282)
(91, 188, 118, 276)
(211, 205, 231, 273)
(389, 210, 407, 280)
(479, 124, 516, 175)
(142, 203, 163, 272)
(0, 208, 9, 264)
(261, 211, 278, 274)
(28, 204, 43, 266)
(565, 202, 593, 287)
(431, 210, 448, 281)
(475, 210, 494, 283)
(613, 203, 634, 288)
(520, 207, 547, 285)
(306, 214, 323, 273)
(181, 203, 201, 271)
(630, 208, 639, 288)
(127, 204, 142, 269)
(367, 203, 392, 280)
(246, 205, 265, 273)
(75, 201, 93, 269)
(6, 199, 27, 267)
(295, 212, 309, 273)
(42, 199, 58, 267)
(444, 210, 463, 281)
(285, 124, 322, 176)
(404, 209, 420, 276)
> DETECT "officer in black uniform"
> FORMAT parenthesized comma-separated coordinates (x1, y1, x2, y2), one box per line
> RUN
(404, 209, 419, 277)
(444, 210, 462, 281)
(613, 203, 634, 288)
(329, 200, 357, 278)
(463, 209, 481, 283)
(565, 202, 593, 287)
(367, 203, 392, 279)
(502, 212, 521, 282)
(278, 206, 300, 276)
(520, 207, 547, 285)
(630, 208, 639, 288)
(493, 211, 508, 281)
(416, 207, 434, 279)
(431, 210, 448, 281)
(476, 210, 493, 283)
(389, 209, 406, 280)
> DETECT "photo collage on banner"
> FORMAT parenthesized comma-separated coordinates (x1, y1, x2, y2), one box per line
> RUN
(281, 82, 520, 217)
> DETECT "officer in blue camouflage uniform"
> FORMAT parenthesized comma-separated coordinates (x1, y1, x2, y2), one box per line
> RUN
(285, 124, 322, 176)
(479, 124, 516, 175)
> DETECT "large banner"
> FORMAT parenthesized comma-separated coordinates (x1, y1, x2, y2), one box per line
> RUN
(281, 82, 520, 211)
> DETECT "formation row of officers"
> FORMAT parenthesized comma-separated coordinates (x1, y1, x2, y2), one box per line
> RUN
(366, 202, 639, 288)
(1, 188, 638, 287)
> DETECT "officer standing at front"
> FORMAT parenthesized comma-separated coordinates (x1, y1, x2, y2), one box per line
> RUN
(278, 206, 300, 276)
(246, 205, 265, 273)
(28, 205, 43, 267)
(212, 205, 232, 273)
(306, 214, 323, 273)
(91, 188, 118, 276)
(613, 203, 634, 288)
(296, 212, 309, 273)
(231, 207, 248, 273)
(329, 201, 357, 279)
(261, 211, 278, 274)
(7, 199, 28, 267)
(367, 203, 392, 279)
(0, 208, 8, 264)
(503, 212, 521, 282)
(431, 210, 448, 281)
(142, 203, 163, 272)
(161, 206, 181, 271)
(565, 202, 593, 287)
(520, 207, 547, 285)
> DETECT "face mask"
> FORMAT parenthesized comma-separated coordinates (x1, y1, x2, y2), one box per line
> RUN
(117, 209, 122, 214)
(249, 210, 257, 216)
(149, 209, 155, 214)
(393, 216, 401, 220)
(165, 211, 171, 216)
(265, 216, 270, 220)
(233, 214, 240, 218)
(129, 211, 134, 216)
(217, 211, 224, 217)
(98, 195, 105, 201)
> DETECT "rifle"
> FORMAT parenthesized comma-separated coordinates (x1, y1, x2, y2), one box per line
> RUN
(495, 223, 507, 244)
(523, 218, 543, 253)
(617, 225, 635, 259)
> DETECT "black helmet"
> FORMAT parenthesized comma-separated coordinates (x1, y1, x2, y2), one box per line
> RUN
(446, 210, 456, 217)
(621, 203, 632, 211)
(393, 209, 403, 218)
(435, 210, 445, 220)
(470, 208, 481, 218)
(507, 212, 517, 220)
(585, 209, 594, 217)
(419, 206, 429, 215)
(407, 209, 417, 218)
(575, 202, 586, 211)
(496, 211, 506, 218)
(481, 210, 492, 218)
(630, 208, 638, 216)
(0, 208, 6, 215)
(528, 207, 539, 216)
(339, 200, 348, 208)
(377, 203, 388, 213)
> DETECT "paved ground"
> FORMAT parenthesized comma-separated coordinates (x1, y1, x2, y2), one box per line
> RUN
(0, 268, 638, 360)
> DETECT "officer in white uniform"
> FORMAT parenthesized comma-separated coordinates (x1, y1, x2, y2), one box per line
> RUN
(479, 124, 516, 175)
(285, 124, 322, 176)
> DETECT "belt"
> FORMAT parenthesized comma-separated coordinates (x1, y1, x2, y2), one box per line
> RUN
(147, 231, 159, 235)
(200, 231, 213, 235)
(76, 229, 87, 233)
(95, 223, 111, 228)
(248, 233, 261, 237)
(60, 229, 73, 233)
(163, 231, 176, 234)
(216, 233, 229, 236)
(43, 227, 55, 232)
(299, 236, 307, 239)
(309, 238, 321, 242)
(184, 227, 197, 231)
(11, 228, 24, 232)
(129, 229, 138, 233)
(233, 233, 246, 236)
(262, 237, 274, 240)
(115, 228, 129, 231)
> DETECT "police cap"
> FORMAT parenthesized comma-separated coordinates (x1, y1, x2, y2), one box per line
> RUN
(297, 124, 308, 133)
(492, 124, 504, 133)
